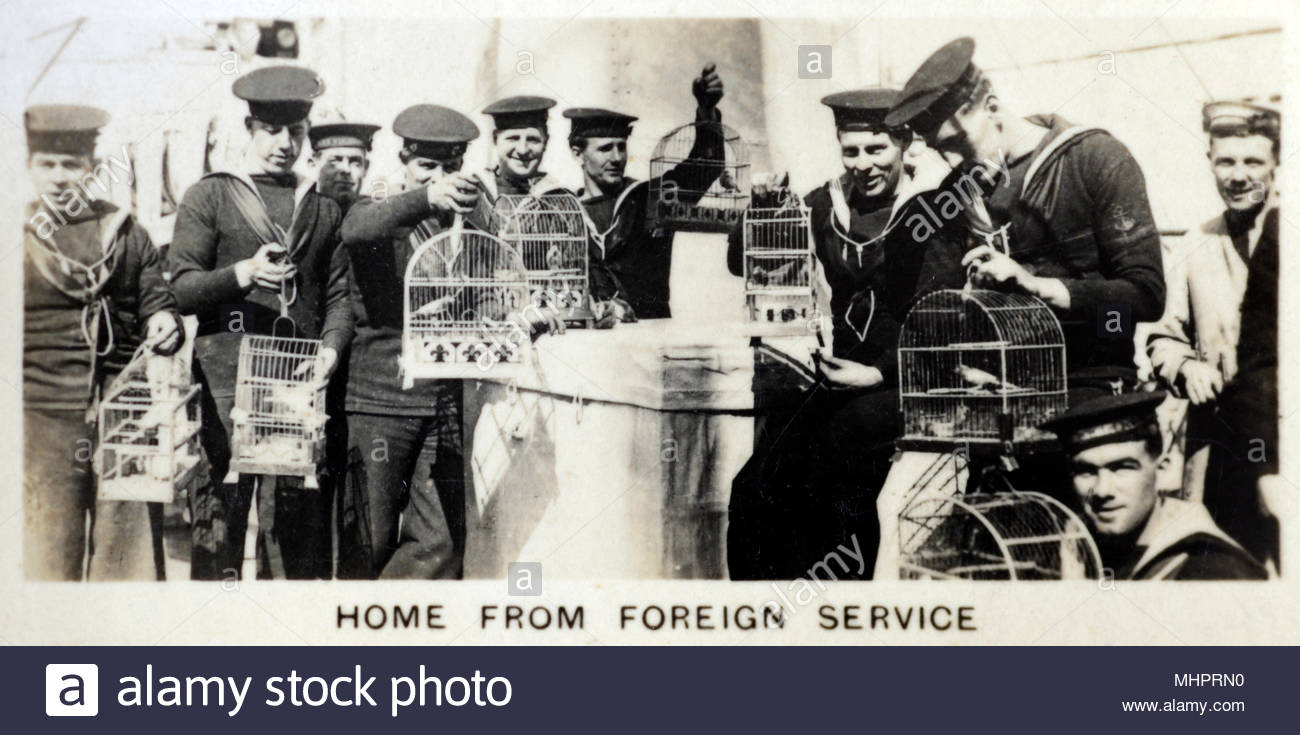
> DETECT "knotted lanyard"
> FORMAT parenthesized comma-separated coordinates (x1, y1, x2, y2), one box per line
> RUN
(24, 206, 131, 408)
(203, 171, 314, 319)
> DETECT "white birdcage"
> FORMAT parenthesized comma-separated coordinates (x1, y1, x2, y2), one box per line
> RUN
(492, 192, 592, 325)
(742, 196, 817, 335)
(897, 289, 1067, 454)
(648, 121, 750, 232)
(95, 344, 203, 503)
(402, 226, 531, 383)
(226, 334, 328, 488)
(898, 490, 1102, 580)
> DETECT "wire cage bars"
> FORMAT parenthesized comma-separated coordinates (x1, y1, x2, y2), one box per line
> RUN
(742, 195, 817, 334)
(897, 289, 1067, 453)
(226, 334, 328, 488)
(95, 344, 203, 503)
(492, 192, 593, 325)
(898, 490, 1103, 580)
(402, 227, 531, 383)
(647, 121, 750, 233)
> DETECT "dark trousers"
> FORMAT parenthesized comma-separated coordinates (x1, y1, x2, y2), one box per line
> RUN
(1203, 404, 1279, 569)
(189, 375, 330, 580)
(338, 409, 466, 579)
(24, 407, 164, 580)
(728, 385, 894, 580)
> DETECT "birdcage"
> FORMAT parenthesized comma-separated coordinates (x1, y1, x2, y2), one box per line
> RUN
(898, 490, 1102, 580)
(897, 289, 1067, 455)
(226, 334, 328, 488)
(648, 120, 750, 232)
(742, 196, 817, 335)
(493, 192, 593, 325)
(402, 226, 531, 383)
(95, 344, 203, 503)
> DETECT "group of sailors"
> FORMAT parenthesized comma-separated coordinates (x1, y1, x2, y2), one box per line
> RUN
(21, 36, 1280, 582)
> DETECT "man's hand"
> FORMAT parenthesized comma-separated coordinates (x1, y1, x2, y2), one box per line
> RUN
(962, 245, 1032, 290)
(290, 346, 339, 381)
(318, 346, 339, 379)
(961, 245, 1071, 309)
(235, 243, 296, 293)
(426, 172, 481, 214)
(1179, 358, 1224, 405)
(145, 311, 182, 356)
(692, 62, 724, 110)
(511, 305, 566, 339)
(751, 171, 790, 209)
(818, 353, 884, 389)
(592, 297, 637, 329)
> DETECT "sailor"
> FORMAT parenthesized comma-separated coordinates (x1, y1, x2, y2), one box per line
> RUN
(1042, 387, 1267, 580)
(724, 88, 968, 580)
(336, 103, 562, 579)
(22, 104, 182, 580)
(563, 62, 728, 320)
(1145, 100, 1280, 566)
(169, 65, 354, 580)
(886, 37, 1166, 386)
(307, 121, 381, 212)
(478, 95, 567, 198)
(305, 119, 380, 577)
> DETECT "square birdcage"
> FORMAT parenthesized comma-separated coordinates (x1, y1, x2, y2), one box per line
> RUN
(742, 198, 817, 336)
(898, 491, 1102, 580)
(402, 227, 532, 383)
(95, 345, 203, 503)
(227, 334, 328, 488)
(492, 192, 593, 325)
(897, 289, 1067, 454)
(648, 121, 750, 233)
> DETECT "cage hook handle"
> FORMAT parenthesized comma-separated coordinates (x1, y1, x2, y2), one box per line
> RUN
(272, 314, 299, 339)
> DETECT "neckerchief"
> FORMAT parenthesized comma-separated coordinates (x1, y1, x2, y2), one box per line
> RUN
(24, 203, 132, 412)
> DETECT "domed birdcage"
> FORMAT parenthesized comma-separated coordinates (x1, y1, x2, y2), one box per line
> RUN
(741, 193, 818, 336)
(402, 226, 531, 383)
(95, 343, 203, 503)
(898, 490, 1102, 580)
(647, 120, 750, 233)
(897, 289, 1067, 455)
(227, 334, 329, 488)
(492, 192, 592, 325)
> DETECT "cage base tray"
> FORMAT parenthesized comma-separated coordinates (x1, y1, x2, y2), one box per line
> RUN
(224, 465, 320, 490)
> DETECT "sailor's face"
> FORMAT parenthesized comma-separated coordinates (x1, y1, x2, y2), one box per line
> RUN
(405, 154, 463, 187)
(28, 151, 92, 208)
(1068, 439, 1160, 537)
(1209, 134, 1276, 212)
(838, 130, 903, 197)
(315, 147, 368, 201)
(933, 101, 995, 168)
(575, 137, 628, 188)
(248, 118, 307, 173)
(495, 127, 547, 180)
